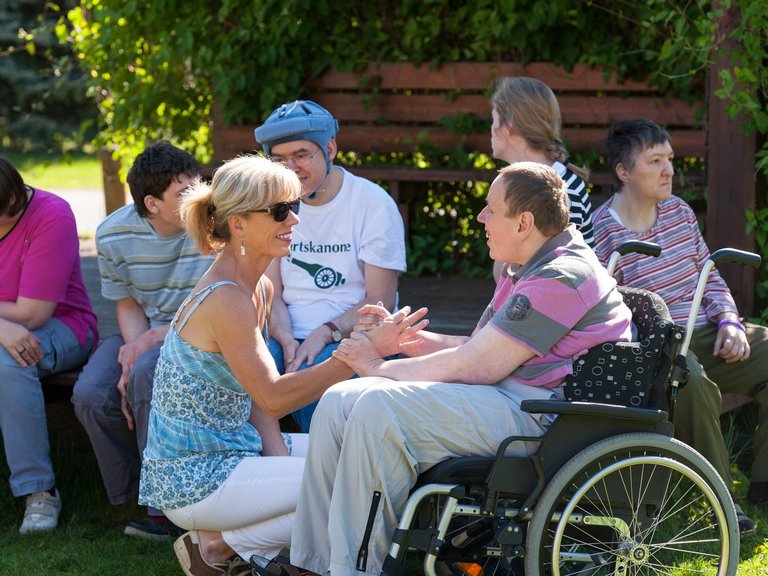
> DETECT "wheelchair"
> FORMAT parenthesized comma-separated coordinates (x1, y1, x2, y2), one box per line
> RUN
(381, 247, 761, 576)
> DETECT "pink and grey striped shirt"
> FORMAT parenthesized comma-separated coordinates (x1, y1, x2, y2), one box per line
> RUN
(476, 226, 633, 389)
(592, 195, 737, 327)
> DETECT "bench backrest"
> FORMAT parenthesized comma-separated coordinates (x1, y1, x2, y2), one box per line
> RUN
(212, 62, 705, 196)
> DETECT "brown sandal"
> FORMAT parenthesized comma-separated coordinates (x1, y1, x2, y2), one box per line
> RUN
(174, 531, 251, 576)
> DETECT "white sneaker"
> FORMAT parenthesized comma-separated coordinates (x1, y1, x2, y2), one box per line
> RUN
(19, 490, 62, 534)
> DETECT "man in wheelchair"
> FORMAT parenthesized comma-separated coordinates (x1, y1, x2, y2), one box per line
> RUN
(285, 163, 634, 576)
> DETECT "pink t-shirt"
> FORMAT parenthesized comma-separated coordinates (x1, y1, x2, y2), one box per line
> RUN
(0, 189, 98, 345)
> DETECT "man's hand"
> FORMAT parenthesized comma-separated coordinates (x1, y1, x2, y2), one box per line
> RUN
(714, 323, 750, 363)
(115, 332, 157, 431)
(286, 328, 331, 371)
(278, 338, 301, 370)
(355, 301, 389, 332)
(354, 304, 429, 357)
(116, 374, 135, 431)
(117, 339, 148, 378)
(333, 332, 386, 376)
(0, 319, 42, 368)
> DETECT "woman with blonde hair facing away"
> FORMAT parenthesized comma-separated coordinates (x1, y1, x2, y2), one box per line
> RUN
(490, 76, 594, 250)
(138, 155, 355, 576)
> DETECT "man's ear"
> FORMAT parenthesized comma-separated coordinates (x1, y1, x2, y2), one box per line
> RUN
(144, 194, 161, 216)
(518, 211, 535, 236)
(327, 138, 338, 162)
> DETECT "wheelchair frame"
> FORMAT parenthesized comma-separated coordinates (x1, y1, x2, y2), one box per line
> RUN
(381, 247, 761, 576)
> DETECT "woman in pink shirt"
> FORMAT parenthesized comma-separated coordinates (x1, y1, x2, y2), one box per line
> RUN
(0, 156, 98, 534)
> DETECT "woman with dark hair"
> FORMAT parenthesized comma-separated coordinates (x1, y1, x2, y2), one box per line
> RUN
(592, 118, 766, 533)
(0, 156, 97, 534)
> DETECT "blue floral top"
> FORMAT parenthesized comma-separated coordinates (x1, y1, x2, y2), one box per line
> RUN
(139, 281, 291, 509)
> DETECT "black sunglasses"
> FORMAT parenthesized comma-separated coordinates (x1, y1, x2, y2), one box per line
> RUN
(252, 200, 300, 222)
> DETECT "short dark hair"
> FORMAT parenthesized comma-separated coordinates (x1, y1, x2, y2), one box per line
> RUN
(0, 156, 29, 217)
(604, 119, 672, 191)
(497, 162, 570, 237)
(126, 141, 199, 218)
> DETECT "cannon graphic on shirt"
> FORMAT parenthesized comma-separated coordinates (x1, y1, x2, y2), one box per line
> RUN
(288, 257, 346, 289)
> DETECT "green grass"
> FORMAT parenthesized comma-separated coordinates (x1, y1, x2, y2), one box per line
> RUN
(2, 399, 768, 575)
(3, 151, 103, 190)
(0, 400, 177, 575)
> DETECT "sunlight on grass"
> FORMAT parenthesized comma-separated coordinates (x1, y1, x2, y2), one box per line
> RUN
(737, 544, 768, 575)
(4, 152, 103, 190)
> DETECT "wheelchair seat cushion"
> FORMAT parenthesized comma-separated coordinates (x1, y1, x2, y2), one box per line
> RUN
(564, 287, 679, 408)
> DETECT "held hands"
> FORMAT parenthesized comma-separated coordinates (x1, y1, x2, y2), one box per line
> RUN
(333, 332, 386, 376)
(354, 303, 429, 357)
(714, 321, 750, 363)
(0, 319, 42, 367)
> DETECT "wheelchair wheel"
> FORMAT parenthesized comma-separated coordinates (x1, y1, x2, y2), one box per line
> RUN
(525, 433, 739, 576)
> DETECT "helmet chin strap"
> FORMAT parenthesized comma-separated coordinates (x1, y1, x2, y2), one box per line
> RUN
(305, 165, 333, 200)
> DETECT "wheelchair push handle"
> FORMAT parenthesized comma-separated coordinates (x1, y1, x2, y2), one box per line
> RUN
(605, 241, 661, 276)
(681, 248, 762, 357)
(709, 248, 762, 269)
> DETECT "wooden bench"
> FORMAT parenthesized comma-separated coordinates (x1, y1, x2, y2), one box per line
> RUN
(212, 61, 706, 212)
(211, 61, 754, 415)
(41, 369, 81, 388)
(40, 368, 82, 404)
(36, 361, 754, 415)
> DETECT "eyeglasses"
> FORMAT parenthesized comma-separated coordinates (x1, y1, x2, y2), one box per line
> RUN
(251, 200, 300, 222)
(270, 150, 320, 168)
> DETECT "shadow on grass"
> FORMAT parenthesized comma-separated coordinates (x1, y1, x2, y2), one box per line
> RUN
(0, 397, 178, 576)
(2, 396, 768, 574)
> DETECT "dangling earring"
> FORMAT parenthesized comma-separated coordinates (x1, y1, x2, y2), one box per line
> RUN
(240, 236, 246, 256)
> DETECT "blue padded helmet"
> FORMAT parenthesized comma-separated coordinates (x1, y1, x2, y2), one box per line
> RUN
(254, 100, 339, 174)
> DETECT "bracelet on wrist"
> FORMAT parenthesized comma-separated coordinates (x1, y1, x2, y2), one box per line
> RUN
(717, 318, 746, 333)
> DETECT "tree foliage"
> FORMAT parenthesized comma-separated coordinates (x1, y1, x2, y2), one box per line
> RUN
(56, 0, 719, 165)
(0, 0, 97, 152)
(44, 1, 768, 286)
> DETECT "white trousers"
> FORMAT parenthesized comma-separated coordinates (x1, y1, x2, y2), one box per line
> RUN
(165, 433, 308, 560)
(291, 378, 551, 576)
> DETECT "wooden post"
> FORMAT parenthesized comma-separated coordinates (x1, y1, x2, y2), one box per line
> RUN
(706, 2, 756, 315)
(100, 148, 126, 216)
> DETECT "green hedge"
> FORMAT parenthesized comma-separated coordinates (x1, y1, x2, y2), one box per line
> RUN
(58, 0, 713, 163)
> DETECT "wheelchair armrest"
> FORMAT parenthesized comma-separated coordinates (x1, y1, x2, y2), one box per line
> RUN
(521, 400, 668, 423)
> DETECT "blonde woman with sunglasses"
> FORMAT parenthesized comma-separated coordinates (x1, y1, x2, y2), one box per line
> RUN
(138, 155, 375, 576)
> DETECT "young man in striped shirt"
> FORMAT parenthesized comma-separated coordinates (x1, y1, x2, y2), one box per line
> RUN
(592, 118, 768, 531)
(73, 142, 214, 540)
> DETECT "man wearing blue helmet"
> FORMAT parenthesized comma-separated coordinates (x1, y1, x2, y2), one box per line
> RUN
(255, 100, 407, 432)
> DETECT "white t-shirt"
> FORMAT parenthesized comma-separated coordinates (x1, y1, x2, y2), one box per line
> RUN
(281, 168, 406, 339)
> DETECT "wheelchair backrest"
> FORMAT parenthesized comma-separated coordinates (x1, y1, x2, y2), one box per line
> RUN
(563, 286, 683, 408)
